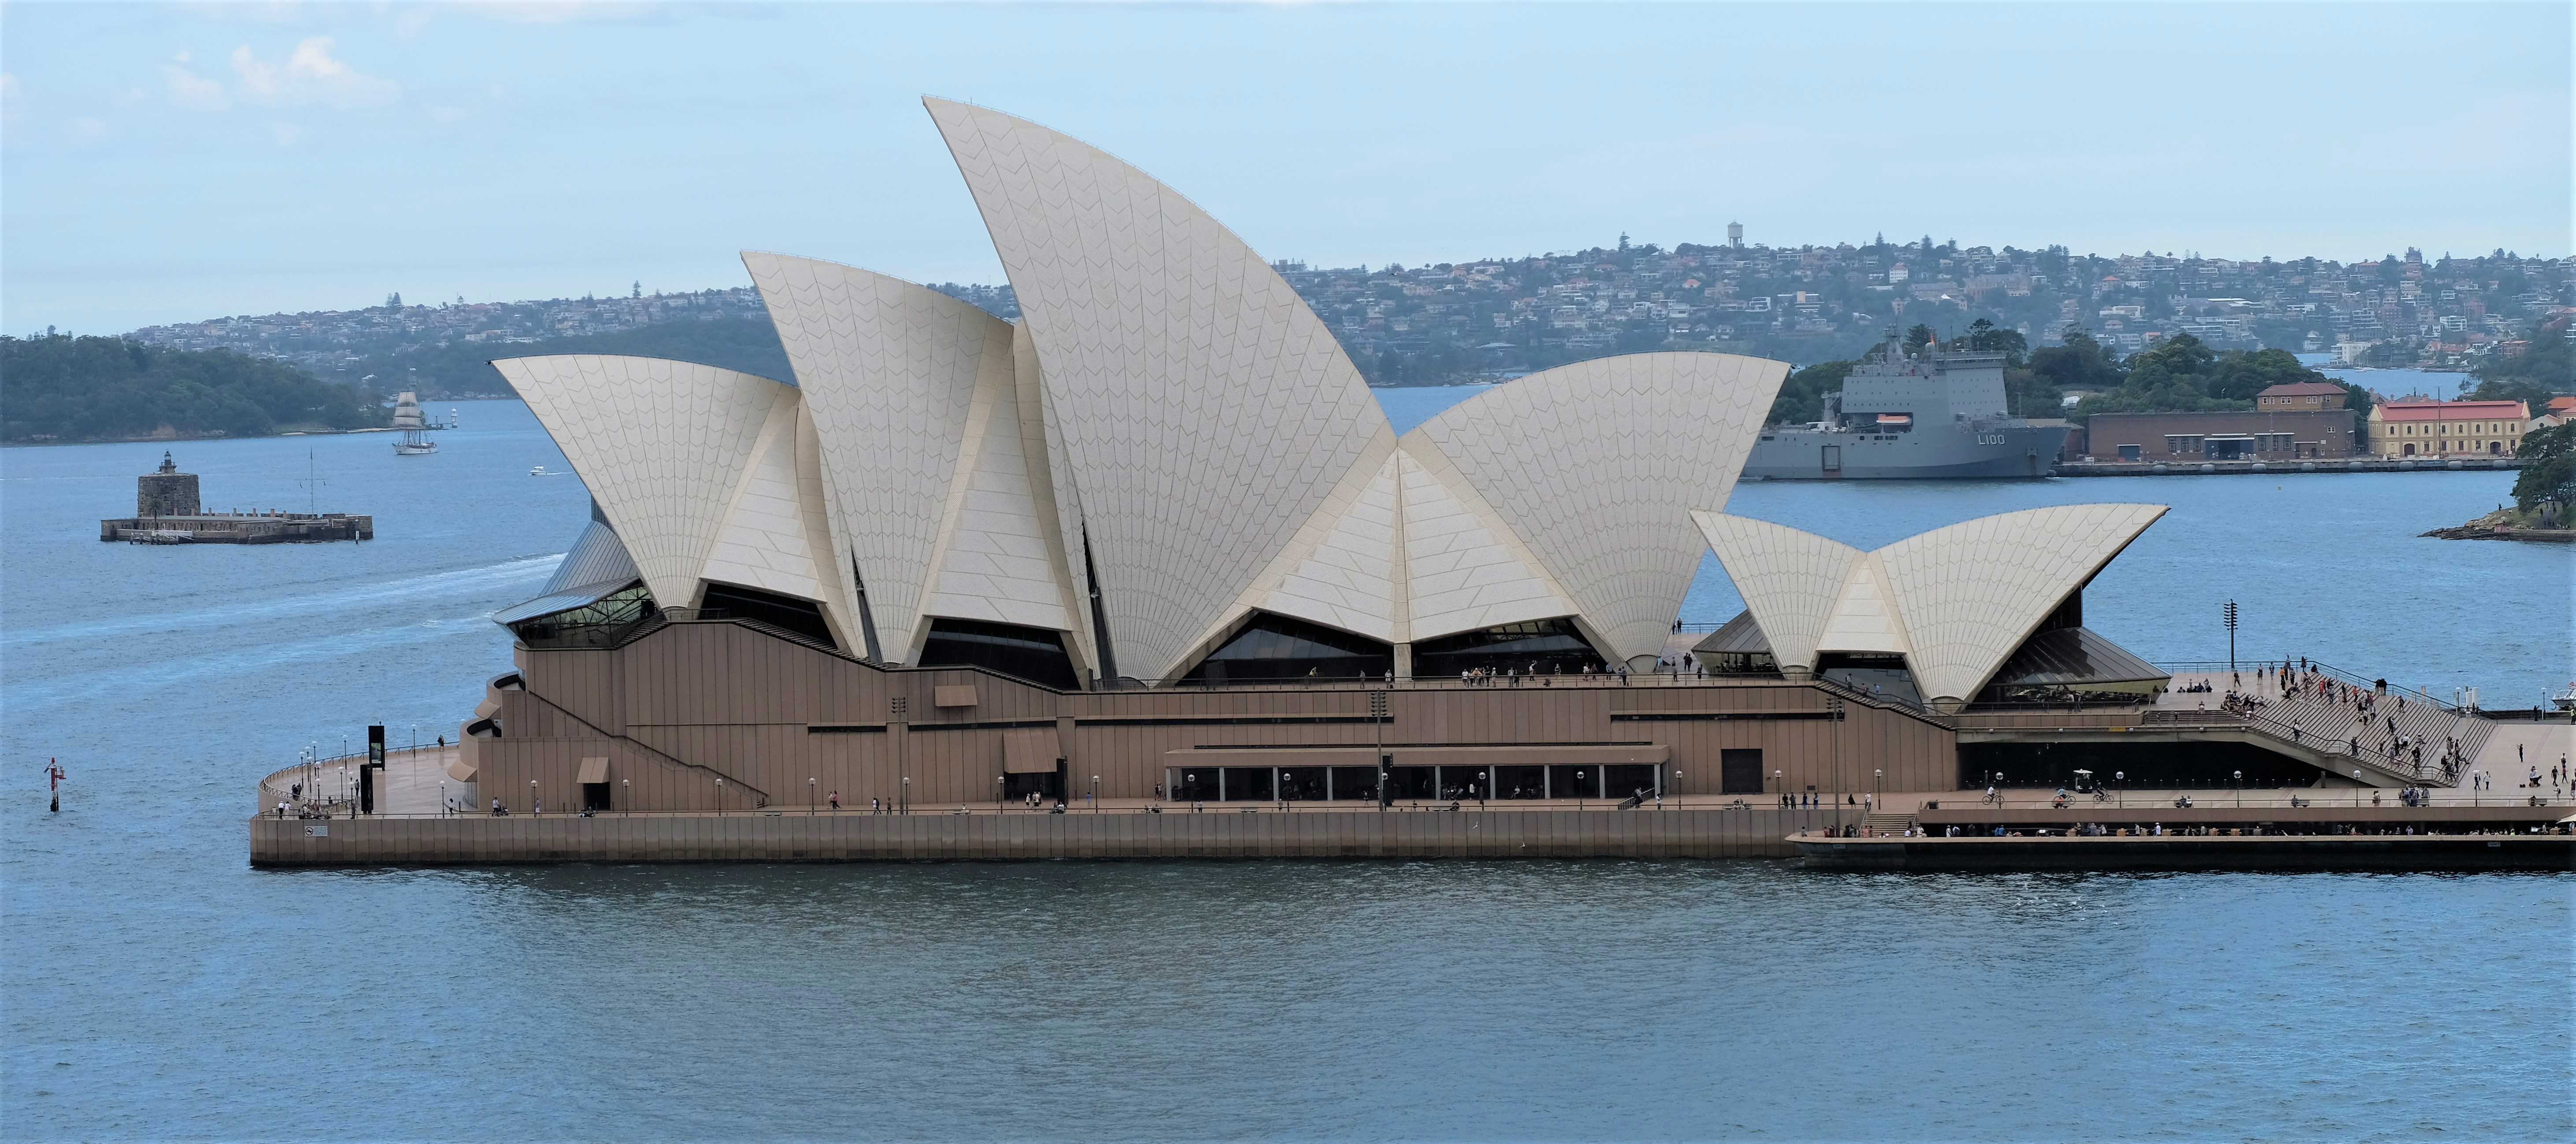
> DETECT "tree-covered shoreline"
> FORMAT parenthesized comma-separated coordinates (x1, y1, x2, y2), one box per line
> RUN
(1, 334, 388, 443)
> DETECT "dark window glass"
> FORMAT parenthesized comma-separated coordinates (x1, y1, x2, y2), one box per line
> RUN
(1220, 767, 1275, 801)
(1493, 764, 1546, 800)
(918, 618, 1079, 690)
(1817, 652, 1921, 706)
(508, 581, 656, 650)
(1606, 764, 1658, 801)
(1327, 766, 1379, 802)
(1171, 768, 1220, 802)
(1179, 612, 1391, 685)
(698, 582, 838, 650)
(1411, 617, 1607, 679)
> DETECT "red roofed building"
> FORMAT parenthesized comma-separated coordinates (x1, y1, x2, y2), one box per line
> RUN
(2365, 399, 2530, 458)
(2255, 381, 2350, 411)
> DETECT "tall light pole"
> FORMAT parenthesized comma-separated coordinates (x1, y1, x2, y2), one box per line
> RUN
(2223, 600, 2239, 677)
(1826, 694, 1846, 812)
(2114, 771, 2124, 808)
(2354, 769, 2363, 807)
(2233, 770, 2242, 809)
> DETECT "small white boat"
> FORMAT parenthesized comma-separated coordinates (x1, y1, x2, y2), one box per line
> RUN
(2553, 682, 2576, 712)
(530, 465, 549, 477)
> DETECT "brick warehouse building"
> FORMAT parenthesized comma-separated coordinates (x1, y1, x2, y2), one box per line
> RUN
(2083, 409, 2357, 463)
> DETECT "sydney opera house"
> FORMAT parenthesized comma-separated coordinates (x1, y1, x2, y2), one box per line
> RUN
(441, 100, 2375, 820)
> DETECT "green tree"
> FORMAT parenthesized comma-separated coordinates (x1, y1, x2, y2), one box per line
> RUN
(2510, 422, 2576, 516)
(2028, 327, 2124, 391)
(1769, 359, 1854, 424)
(0, 335, 386, 442)
(1903, 324, 1934, 356)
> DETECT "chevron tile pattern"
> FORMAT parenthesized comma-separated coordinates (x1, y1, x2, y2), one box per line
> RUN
(495, 355, 788, 611)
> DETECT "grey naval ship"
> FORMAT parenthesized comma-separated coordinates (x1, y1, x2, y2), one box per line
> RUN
(1742, 330, 2069, 479)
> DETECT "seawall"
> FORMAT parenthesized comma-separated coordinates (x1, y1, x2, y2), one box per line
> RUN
(248, 807, 1854, 866)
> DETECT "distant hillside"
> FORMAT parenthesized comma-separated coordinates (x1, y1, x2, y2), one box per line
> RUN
(1, 335, 387, 443)
(364, 317, 793, 399)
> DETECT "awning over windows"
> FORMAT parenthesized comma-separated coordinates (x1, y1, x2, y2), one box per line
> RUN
(1002, 730, 1059, 773)
(576, 756, 610, 785)
(492, 578, 642, 626)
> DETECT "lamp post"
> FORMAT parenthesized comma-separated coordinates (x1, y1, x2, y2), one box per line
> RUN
(622, 778, 629, 815)
(1092, 774, 1100, 814)
(2354, 770, 2363, 807)
(715, 776, 723, 815)
(2115, 771, 2124, 808)
(1825, 694, 1846, 808)
(2233, 770, 2242, 809)
(997, 774, 1005, 812)
(1672, 770, 1681, 810)
(1874, 768, 1883, 811)
(809, 777, 816, 815)
(530, 777, 538, 815)
(2223, 600, 2239, 677)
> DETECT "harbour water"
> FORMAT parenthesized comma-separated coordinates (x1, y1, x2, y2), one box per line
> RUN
(4, 392, 2569, 1141)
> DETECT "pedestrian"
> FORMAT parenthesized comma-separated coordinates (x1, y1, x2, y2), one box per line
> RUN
(492, 797, 502, 815)
(828, 790, 840, 811)
(275, 800, 287, 818)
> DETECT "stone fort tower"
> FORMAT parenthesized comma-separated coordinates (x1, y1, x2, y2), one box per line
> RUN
(138, 452, 200, 518)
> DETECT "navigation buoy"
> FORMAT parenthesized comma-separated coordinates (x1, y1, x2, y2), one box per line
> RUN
(47, 757, 64, 813)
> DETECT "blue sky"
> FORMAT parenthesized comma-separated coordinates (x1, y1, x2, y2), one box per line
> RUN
(4, 2, 2567, 334)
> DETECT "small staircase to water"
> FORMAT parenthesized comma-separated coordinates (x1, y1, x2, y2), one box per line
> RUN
(1865, 811, 1914, 837)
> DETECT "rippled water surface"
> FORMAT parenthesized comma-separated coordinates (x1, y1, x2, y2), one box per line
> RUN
(4, 395, 2569, 1142)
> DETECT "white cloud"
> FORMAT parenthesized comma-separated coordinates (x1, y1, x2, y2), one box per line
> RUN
(231, 37, 400, 109)
(163, 56, 232, 111)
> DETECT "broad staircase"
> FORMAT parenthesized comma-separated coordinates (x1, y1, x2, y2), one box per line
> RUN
(2161, 662, 2495, 786)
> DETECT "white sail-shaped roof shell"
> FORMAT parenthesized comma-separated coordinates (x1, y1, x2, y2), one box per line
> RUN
(1695, 504, 2166, 707)
(496, 355, 790, 615)
(497, 354, 860, 651)
(927, 97, 1393, 682)
(1406, 353, 1784, 660)
(1876, 503, 2167, 705)
(743, 252, 1066, 662)
(1691, 511, 1864, 675)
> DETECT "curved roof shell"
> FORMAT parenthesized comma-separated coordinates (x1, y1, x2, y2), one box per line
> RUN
(926, 97, 1395, 681)
(1695, 504, 2166, 707)
(494, 101, 1806, 686)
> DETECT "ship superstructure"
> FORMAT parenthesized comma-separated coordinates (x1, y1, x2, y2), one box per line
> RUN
(1742, 330, 2068, 479)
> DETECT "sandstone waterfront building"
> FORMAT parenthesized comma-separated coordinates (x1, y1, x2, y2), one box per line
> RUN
(424, 101, 2465, 828)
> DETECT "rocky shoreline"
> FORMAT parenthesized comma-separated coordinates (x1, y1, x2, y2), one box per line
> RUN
(2421, 508, 2573, 542)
